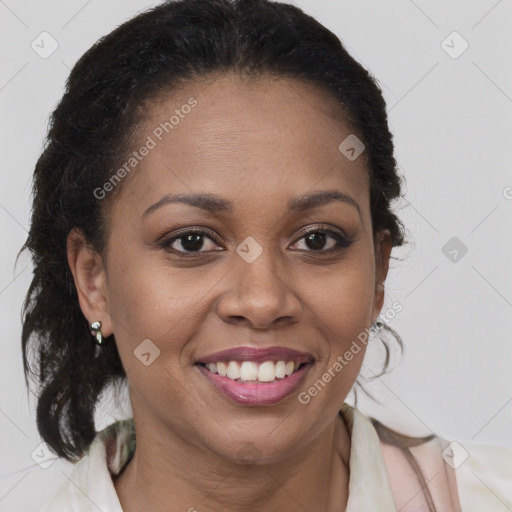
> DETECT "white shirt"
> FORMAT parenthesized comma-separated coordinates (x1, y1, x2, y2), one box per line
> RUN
(41, 404, 512, 511)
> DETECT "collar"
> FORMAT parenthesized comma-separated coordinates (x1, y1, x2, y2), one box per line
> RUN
(341, 403, 396, 511)
(43, 403, 396, 511)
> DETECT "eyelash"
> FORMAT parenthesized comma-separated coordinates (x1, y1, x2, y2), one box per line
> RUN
(158, 225, 354, 256)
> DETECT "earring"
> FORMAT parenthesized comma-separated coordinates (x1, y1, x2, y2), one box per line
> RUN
(370, 320, 384, 333)
(90, 321, 104, 357)
(90, 320, 103, 345)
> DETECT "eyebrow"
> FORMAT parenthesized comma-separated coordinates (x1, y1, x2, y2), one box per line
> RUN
(142, 190, 361, 220)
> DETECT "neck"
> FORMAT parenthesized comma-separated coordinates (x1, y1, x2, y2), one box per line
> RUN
(114, 411, 351, 512)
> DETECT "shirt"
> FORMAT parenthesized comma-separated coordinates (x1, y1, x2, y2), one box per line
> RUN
(41, 403, 512, 511)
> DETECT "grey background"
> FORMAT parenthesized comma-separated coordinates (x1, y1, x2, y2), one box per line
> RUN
(1, 0, 511, 510)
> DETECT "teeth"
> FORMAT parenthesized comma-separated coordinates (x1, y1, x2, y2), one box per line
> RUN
(258, 361, 275, 382)
(275, 361, 287, 378)
(206, 363, 217, 373)
(217, 362, 227, 376)
(204, 360, 303, 382)
(227, 361, 240, 380)
(240, 361, 258, 381)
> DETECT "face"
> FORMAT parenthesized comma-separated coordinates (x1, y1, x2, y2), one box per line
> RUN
(69, 73, 391, 464)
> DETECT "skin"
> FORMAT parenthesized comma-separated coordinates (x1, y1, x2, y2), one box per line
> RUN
(67, 72, 392, 512)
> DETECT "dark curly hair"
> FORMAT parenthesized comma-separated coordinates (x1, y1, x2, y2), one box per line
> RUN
(20, 0, 408, 464)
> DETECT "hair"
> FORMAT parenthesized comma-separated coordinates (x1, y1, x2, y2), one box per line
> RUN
(21, 0, 409, 466)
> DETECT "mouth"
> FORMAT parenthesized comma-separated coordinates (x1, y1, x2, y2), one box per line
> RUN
(194, 346, 314, 406)
(197, 360, 307, 383)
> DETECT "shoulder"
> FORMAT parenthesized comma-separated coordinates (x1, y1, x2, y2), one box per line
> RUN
(40, 453, 98, 511)
(40, 419, 134, 511)
(453, 440, 512, 512)
(370, 414, 512, 512)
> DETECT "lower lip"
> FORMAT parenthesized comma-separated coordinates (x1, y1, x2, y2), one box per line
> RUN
(196, 363, 312, 406)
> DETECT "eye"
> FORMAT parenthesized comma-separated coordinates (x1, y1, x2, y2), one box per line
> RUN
(290, 226, 353, 253)
(160, 229, 222, 254)
(159, 225, 354, 256)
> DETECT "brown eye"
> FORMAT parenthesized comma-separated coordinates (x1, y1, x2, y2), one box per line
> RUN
(291, 227, 353, 253)
(159, 226, 353, 256)
(160, 230, 222, 253)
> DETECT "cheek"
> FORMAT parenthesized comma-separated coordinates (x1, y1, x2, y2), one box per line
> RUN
(303, 256, 375, 390)
(105, 255, 202, 417)
(312, 258, 375, 332)
(105, 248, 221, 361)
(299, 274, 373, 413)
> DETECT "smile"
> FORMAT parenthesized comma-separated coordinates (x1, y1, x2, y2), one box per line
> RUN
(202, 360, 301, 382)
(195, 346, 314, 406)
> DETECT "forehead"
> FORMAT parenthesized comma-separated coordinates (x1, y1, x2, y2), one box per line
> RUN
(112, 73, 370, 219)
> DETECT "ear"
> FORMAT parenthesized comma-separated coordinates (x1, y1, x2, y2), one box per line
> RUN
(371, 229, 393, 324)
(67, 228, 112, 337)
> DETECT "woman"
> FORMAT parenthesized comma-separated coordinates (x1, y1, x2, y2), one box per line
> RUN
(20, 0, 511, 510)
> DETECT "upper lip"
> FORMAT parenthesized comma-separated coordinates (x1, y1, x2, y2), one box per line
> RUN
(196, 346, 314, 365)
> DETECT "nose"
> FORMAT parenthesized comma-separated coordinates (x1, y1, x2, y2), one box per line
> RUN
(216, 247, 302, 330)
